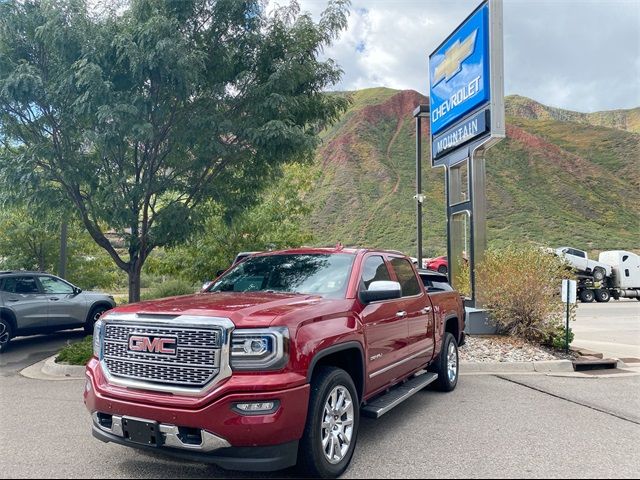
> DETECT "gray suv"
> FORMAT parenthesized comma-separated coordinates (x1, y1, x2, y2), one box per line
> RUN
(0, 271, 116, 352)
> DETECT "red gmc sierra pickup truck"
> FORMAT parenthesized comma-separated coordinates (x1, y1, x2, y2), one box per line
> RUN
(85, 247, 465, 478)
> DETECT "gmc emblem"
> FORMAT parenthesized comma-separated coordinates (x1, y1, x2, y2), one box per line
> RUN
(128, 335, 177, 355)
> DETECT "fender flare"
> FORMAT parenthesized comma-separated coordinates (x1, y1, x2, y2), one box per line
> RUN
(306, 341, 366, 399)
(443, 313, 460, 332)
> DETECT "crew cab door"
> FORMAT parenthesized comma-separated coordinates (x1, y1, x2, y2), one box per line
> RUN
(388, 257, 435, 373)
(359, 254, 410, 395)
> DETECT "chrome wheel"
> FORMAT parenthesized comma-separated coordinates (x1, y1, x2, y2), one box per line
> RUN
(0, 322, 10, 347)
(320, 385, 354, 464)
(447, 341, 458, 383)
(93, 309, 105, 322)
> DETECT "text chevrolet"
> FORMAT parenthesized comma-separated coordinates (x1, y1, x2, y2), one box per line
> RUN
(85, 247, 465, 477)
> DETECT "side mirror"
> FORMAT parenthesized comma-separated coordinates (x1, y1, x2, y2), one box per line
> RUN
(73, 287, 82, 295)
(215, 269, 226, 278)
(359, 281, 402, 304)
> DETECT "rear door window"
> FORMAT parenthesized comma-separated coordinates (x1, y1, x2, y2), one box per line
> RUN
(10, 276, 40, 294)
(390, 258, 422, 297)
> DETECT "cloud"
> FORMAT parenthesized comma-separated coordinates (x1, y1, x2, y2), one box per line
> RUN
(301, 0, 640, 112)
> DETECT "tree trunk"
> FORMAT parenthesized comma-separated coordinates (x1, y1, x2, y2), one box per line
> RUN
(58, 221, 68, 279)
(128, 266, 142, 304)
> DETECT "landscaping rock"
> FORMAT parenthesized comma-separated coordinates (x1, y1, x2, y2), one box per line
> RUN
(459, 335, 577, 363)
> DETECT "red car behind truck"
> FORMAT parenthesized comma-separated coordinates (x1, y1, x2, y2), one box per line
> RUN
(85, 247, 465, 478)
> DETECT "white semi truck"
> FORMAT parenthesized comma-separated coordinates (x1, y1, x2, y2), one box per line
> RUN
(556, 248, 640, 302)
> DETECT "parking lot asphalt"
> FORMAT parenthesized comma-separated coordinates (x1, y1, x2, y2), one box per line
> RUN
(573, 299, 640, 359)
(1, 372, 638, 479)
(1, 299, 639, 478)
(0, 329, 86, 377)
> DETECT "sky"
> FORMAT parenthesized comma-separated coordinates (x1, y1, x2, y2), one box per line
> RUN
(299, 0, 640, 113)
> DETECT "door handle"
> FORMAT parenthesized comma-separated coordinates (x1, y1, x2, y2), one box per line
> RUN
(49, 297, 60, 301)
(421, 307, 432, 314)
(396, 311, 407, 318)
(8, 298, 20, 302)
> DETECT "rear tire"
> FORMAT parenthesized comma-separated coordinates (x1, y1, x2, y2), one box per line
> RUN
(594, 289, 610, 303)
(0, 318, 13, 353)
(297, 367, 359, 478)
(428, 332, 458, 392)
(84, 305, 109, 335)
(579, 289, 595, 303)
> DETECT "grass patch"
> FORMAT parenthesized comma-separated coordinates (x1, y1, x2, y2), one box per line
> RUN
(56, 336, 93, 366)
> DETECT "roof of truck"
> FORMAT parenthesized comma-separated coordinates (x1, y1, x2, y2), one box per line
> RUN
(252, 246, 409, 257)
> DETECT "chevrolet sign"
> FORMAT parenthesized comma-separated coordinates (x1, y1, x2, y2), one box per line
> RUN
(429, 4, 490, 136)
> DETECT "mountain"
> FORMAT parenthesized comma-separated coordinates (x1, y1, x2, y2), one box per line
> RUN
(506, 95, 640, 134)
(302, 88, 640, 256)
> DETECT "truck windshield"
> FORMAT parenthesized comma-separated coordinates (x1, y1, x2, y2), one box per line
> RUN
(209, 253, 355, 299)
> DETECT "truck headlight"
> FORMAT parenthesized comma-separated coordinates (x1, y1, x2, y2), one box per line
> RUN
(230, 327, 288, 371)
(93, 319, 105, 360)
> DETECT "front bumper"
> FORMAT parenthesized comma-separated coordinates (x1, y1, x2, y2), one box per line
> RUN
(84, 361, 310, 471)
(91, 422, 298, 472)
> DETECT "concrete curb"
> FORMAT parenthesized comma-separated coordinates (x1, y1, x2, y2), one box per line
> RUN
(20, 355, 86, 381)
(460, 360, 574, 374)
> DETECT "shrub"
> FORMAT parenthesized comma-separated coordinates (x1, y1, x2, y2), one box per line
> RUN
(56, 336, 93, 365)
(544, 323, 575, 350)
(476, 244, 575, 344)
(141, 279, 197, 301)
(453, 259, 472, 299)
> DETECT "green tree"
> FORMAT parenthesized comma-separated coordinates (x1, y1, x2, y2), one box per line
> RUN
(0, 207, 59, 272)
(0, 205, 120, 289)
(0, 0, 349, 302)
(150, 162, 315, 282)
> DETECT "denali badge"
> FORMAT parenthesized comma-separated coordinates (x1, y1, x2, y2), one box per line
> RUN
(128, 335, 177, 355)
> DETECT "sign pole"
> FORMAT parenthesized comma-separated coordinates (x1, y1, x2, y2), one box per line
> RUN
(561, 279, 576, 353)
(565, 295, 570, 353)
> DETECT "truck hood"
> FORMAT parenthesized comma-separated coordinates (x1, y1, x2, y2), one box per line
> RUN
(108, 291, 332, 328)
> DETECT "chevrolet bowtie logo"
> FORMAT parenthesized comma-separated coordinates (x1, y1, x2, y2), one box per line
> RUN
(433, 29, 478, 86)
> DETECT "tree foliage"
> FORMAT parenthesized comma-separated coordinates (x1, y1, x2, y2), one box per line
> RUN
(149, 162, 314, 282)
(0, 205, 120, 289)
(0, 0, 349, 301)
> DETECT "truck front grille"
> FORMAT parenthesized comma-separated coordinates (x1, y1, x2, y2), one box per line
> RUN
(102, 321, 224, 389)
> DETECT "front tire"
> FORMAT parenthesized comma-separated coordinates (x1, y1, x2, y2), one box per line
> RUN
(429, 332, 459, 392)
(437, 265, 448, 274)
(298, 367, 359, 478)
(0, 318, 13, 353)
(84, 305, 109, 335)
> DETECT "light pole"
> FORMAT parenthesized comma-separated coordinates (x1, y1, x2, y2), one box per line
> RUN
(413, 104, 430, 268)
